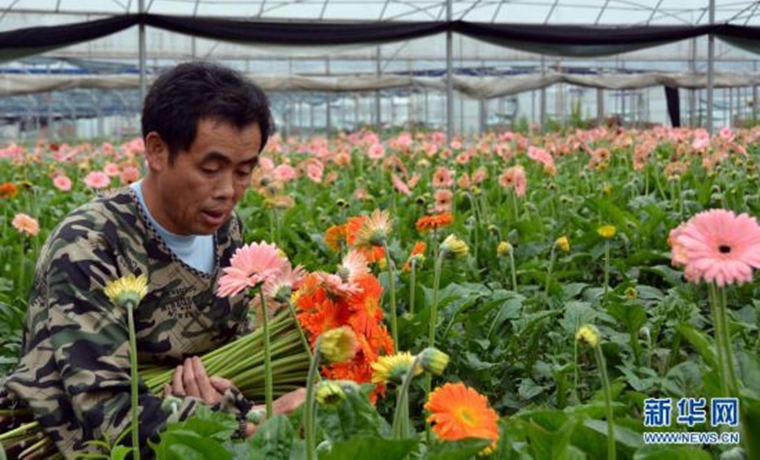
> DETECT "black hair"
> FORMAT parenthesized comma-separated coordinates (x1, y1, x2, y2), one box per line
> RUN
(142, 61, 273, 163)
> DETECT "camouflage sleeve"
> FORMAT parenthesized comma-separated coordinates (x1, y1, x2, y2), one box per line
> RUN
(44, 219, 200, 449)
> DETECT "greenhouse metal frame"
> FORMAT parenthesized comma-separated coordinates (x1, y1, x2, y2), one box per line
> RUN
(0, 1, 759, 139)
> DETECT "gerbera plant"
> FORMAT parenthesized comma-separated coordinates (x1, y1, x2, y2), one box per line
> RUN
(103, 273, 149, 460)
(217, 241, 289, 417)
(670, 210, 760, 397)
(425, 382, 500, 455)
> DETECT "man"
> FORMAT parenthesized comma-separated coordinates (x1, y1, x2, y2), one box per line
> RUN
(1, 61, 304, 457)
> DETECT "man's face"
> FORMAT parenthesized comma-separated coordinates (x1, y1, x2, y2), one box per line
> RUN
(145, 118, 261, 235)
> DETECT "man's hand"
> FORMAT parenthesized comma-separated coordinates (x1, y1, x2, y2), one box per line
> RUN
(271, 388, 306, 416)
(244, 388, 307, 437)
(163, 356, 233, 405)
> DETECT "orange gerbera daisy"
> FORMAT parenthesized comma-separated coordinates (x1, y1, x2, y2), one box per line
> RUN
(324, 224, 347, 252)
(352, 209, 392, 247)
(425, 382, 500, 446)
(345, 215, 386, 262)
(403, 241, 427, 271)
(0, 182, 18, 199)
(416, 213, 454, 232)
(347, 275, 384, 334)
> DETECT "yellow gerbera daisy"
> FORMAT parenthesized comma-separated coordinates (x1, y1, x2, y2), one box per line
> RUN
(103, 274, 148, 307)
(371, 352, 421, 384)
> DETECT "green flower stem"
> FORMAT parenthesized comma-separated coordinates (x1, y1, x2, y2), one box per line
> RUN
(383, 241, 399, 347)
(708, 284, 729, 397)
(0, 421, 40, 441)
(603, 241, 611, 298)
(285, 299, 313, 358)
(426, 253, 444, 443)
(125, 300, 141, 460)
(572, 337, 580, 404)
(545, 243, 556, 301)
(508, 248, 517, 292)
(718, 287, 740, 395)
(710, 284, 740, 397)
(392, 355, 423, 439)
(409, 259, 417, 315)
(259, 289, 274, 418)
(593, 344, 615, 460)
(304, 342, 321, 460)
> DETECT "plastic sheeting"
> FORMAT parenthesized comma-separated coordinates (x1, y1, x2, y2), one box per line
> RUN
(1, 72, 757, 99)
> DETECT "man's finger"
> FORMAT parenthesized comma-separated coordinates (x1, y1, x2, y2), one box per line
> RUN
(172, 365, 185, 396)
(191, 356, 218, 403)
(163, 384, 172, 398)
(182, 358, 200, 398)
(209, 377, 234, 392)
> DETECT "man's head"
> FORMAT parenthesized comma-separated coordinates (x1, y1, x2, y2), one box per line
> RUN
(142, 61, 272, 164)
(141, 62, 273, 236)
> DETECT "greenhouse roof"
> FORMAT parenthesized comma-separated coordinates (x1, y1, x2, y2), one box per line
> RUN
(0, 0, 758, 26)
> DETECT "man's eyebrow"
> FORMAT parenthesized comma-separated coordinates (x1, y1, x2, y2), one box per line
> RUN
(200, 151, 231, 164)
(200, 152, 257, 165)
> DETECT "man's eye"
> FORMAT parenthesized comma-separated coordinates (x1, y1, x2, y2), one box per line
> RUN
(202, 168, 220, 175)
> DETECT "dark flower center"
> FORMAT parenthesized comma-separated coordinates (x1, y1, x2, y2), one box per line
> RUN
(718, 245, 732, 254)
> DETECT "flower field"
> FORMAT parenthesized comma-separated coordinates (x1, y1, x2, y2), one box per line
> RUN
(1, 126, 760, 458)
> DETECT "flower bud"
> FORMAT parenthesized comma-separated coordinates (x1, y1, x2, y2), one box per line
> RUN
(496, 241, 512, 256)
(440, 234, 469, 259)
(597, 225, 617, 239)
(555, 236, 570, 252)
(319, 326, 358, 364)
(575, 324, 600, 348)
(315, 381, 347, 407)
(418, 348, 449, 375)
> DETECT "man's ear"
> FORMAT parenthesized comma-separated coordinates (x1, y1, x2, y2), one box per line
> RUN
(145, 132, 169, 172)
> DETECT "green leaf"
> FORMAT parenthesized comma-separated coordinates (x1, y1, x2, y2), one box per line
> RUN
(486, 293, 524, 338)
(164, 406, 238, 441)
(736, 350, 760, 398)
(153, 430, 233, 460)
(320, 437, 418, 460)
(561, 283, 589, 301)
(661, 361, 702, 398)
(606, 302, 647, 336)
(425, 438, 492, 460)
(582, 419, 644, 452)
(248, 414, 296, 460)
(632, 445, 712, 459)
(743, 398, 760, 460)
(527, 417, 577, 460)
(109, 445, 134, 460)
(560, 301, 595, 335)
(318, 383, 389, 442)
(675, 323, 717, 370)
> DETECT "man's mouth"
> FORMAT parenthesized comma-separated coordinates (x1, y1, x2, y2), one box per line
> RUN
(201, 210, 228, 226)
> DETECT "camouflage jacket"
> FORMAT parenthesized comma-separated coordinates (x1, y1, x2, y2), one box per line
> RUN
(2, 187, 249, 457)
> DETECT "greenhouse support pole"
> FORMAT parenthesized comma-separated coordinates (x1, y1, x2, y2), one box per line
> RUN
(754, 61, 758, 122)
(446, 0, 453, 143)
(326, 58, 332, 137)
(540, 55, 547, 132)
(706, 0, 715, 134)
(375, 47, 382, 132)
(689, 37, 697, 127)
(139, 0, 147, 103)
(597, 88, 604, 126)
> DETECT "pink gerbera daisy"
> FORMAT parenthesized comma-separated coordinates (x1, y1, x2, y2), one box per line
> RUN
(263, 263, 306, 301)
(53, 175, 72, 192)
(12, 213, 40, 236)
(675, 209, 760, 286)
(338, 250, 370, 282)
(84, 171, 111, 189)
(217, 242, 288, 297)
